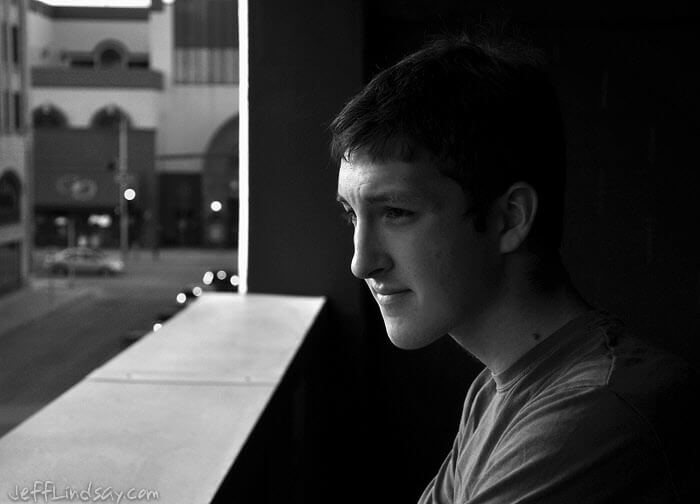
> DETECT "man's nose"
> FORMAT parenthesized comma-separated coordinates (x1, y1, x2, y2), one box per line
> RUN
(351, 221, 391, 279)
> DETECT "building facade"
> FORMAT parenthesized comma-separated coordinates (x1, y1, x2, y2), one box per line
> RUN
(28, 0, 238, 249)
(0, 0, 30, 296)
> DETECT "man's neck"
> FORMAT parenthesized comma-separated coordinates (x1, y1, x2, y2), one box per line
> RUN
(449, 278, 591, 375)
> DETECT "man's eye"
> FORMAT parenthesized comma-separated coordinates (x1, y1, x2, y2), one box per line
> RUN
(384, 208, 414, 220)
(340, 209, 357, 226)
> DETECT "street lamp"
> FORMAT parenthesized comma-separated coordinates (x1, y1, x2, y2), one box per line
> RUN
(116, 117, 129, 261)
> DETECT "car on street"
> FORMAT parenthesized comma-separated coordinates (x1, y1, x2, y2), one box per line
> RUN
(43, 247, 125, 276)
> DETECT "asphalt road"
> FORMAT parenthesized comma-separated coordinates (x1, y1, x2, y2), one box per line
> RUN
(0, 248, 238, 437)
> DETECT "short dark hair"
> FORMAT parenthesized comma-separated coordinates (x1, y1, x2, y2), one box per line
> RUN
(330, 33, 566, 258)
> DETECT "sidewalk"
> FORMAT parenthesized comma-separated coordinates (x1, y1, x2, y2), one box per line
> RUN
(0, 277, 95, 338)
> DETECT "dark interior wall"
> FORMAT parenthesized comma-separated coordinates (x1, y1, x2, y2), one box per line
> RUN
(552, 25, 700, 365)
(246, 2, 376, 503)
(247, 0, 364, 305)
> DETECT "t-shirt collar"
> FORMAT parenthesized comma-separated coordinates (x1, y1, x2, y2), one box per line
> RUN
(491, 309, 610, 392)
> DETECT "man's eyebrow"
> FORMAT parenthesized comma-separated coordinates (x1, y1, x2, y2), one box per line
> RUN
(336, 192, 423, 205)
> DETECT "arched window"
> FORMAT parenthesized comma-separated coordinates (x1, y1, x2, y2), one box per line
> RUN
(93, 40, 129, 69)
(32, 104, 68, 128)
(99, 48, 123, 68)
(90, 106, 132, 129)
(0, 171, 21, 225)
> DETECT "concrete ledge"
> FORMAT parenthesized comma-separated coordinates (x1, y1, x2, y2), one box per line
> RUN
(0, 293, 325, 504)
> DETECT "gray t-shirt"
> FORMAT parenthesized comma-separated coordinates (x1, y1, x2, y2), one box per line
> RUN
(419, 310, 697, 503)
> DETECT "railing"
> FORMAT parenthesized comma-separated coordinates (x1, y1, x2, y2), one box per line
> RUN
(0, 293, 325, 504)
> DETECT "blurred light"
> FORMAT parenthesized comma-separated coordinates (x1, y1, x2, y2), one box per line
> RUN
(203, 271, 214, 285)
(210, 200, 222, 212)
(153, 323, 163, 332)
(192, 286, 202, 297)
(55, 216, 68, 226)
(163, 0, 175, 4)
(124, 188, 136, 201)
(176, 293, 187, 304)
(216, 270, 227, 280)
(230, 275, 240, 286)
(88, 214, 112, 228)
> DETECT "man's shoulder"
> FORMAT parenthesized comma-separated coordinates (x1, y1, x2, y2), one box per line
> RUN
(543, 313, 697, 399)
(522, 319, 699, 501)
(491, 312, 699, 458)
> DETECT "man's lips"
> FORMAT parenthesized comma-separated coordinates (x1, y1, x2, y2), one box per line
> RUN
(369, 284, 411, 305)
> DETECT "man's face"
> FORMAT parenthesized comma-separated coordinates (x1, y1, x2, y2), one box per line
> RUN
(337, 153, 503, 349)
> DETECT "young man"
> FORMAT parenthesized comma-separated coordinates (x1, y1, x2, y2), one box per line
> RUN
(331, 35, 696, 503)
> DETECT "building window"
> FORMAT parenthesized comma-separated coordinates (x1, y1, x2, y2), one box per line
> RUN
(70, 57, 95, 68)
(128, 56, 149, 69)
(174, 0, 238, 84)
(2, 91, 10, 133)
(0, 242, 21, 295)
(11, 25, 20, 65)
(33, 104, 67, 129)
(90, 106, 131, 129)
(13, 92, 22, 131)
(93, 40, 129, 69)
(0, 171, 22, 225)
(99, 48, 123, 68)
(1, 22, 7, 63)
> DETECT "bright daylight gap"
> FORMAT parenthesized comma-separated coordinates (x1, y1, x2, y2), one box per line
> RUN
(237, 0, 249, 294)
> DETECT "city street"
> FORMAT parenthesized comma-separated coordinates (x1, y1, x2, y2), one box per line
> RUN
(0, 248, 237, 437)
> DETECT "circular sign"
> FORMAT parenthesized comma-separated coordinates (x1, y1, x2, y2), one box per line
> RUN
(56, 175, 98, 201)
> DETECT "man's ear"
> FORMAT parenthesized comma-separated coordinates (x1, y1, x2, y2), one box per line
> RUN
(496, 182, 538, 254)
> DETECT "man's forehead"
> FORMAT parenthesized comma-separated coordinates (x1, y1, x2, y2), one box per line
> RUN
(336, 189, 424, 205)
(337, 157, 435, 203)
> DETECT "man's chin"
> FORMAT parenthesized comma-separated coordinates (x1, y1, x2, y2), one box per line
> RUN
(384, 322, 443, 350)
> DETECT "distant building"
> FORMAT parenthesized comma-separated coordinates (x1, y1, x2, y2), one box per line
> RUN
(0, 0, 31, 296)
(28, 0, 238, 249)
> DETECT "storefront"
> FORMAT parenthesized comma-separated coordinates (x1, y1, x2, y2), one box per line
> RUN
(33, 127, 154, 249)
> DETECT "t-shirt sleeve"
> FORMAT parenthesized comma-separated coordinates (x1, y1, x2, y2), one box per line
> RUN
(418, 371, 490, 504)
(417, 433, 460, 504)
(466, 386, 678, 504)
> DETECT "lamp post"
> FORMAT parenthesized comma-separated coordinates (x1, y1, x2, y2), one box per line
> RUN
(118, 117, 129, 262)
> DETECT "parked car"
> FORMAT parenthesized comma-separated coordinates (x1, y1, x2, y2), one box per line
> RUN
(44, 247, 125, 276)
(202, 268, 239, 292)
